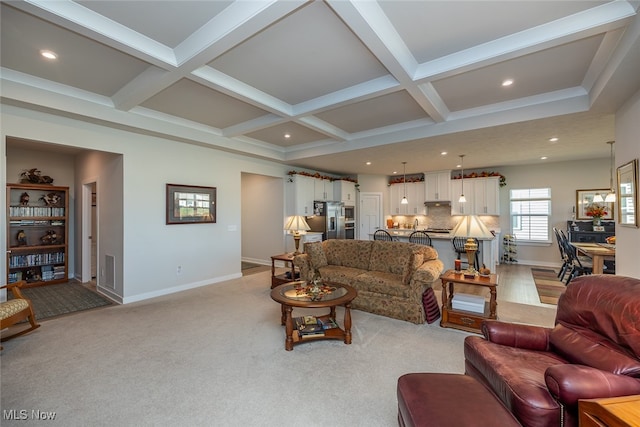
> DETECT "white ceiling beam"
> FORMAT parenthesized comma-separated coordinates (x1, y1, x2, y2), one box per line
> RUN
(20, 0, 176, 67)
(328, 0, 445, 124)
(413, 0, 637, 81)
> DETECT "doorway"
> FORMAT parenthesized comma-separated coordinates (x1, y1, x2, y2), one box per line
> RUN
(359, 192, 383, 240)
(81, 181, 97, 283)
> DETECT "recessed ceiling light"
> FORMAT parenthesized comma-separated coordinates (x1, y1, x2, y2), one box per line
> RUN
(393, 170, 398, 174)
(549, 137, 558, 142)
(440, 151, 447, 156)
(541, 156, 548, 160)
(365, 161, 371, 165)
(40, 50, 58, 60)
(456, 164, 462, 168)
(502, 79, 513, 87)
(284, 133, 291, 139)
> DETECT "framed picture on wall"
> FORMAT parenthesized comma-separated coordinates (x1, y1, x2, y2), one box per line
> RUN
(166, 184, 216, 224)
(575, 189, 614, 220)
(617, 158, 639, 227)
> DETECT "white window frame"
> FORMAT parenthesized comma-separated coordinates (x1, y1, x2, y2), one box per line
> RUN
(509, 188, 552, 244)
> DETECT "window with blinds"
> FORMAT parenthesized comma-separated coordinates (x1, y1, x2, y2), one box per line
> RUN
(509, 188, 551, 243)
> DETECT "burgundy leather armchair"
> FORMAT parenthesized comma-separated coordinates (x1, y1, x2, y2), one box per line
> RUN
(464, 275, 640, 427)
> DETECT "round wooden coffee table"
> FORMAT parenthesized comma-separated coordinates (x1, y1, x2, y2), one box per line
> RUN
(270, 281, 357, 351)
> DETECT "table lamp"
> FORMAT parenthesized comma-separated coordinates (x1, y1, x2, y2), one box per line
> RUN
(451, 215, 493, 271)
(284, 215, 311, 255)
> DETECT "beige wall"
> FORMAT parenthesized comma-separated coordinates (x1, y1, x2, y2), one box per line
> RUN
(614, 89, 640, 278)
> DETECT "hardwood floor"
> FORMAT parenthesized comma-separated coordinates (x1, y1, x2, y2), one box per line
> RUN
(495, 263, 556, 307)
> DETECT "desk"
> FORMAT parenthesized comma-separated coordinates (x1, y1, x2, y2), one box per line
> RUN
(271, 253, 297, 289)
(440, 270, 498, 334)
(579, 394, 640, 427)
(571, 243, 615, 274)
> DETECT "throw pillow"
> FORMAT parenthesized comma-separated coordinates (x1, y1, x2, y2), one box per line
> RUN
(305, 242, 328, 270)
(403, 251, 424, 285)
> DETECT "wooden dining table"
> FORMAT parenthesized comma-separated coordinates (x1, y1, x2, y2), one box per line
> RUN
(570, 242, 615, 274)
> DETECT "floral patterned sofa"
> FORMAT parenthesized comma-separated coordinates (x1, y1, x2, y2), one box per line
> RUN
(293, 240, 444, 324)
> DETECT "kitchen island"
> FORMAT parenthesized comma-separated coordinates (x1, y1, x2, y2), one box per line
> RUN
(371, 229, 500, 272)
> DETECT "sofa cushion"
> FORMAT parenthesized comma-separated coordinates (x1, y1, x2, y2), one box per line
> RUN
(556, 275, 640, 356)
(549, 324, 640, 377)
(323, 240, 372, 270)
(368, 241, 414, 276)
(304, 241, 327, 270)
(464, 336, 568, 427)
(403, 252, 424, 285)
(353, 271, 410, 299)
(317, 265, 363, 285)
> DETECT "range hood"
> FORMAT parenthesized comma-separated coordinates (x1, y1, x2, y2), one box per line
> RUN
(424, 201, 451, 207)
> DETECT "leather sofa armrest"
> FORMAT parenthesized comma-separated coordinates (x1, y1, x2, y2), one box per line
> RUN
(545, 364, 640, 406)
(481, 320, 551, 351)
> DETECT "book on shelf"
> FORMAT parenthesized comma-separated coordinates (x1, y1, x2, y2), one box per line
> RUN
(293, 316, 325, 337)
(317, 317, 339, 330)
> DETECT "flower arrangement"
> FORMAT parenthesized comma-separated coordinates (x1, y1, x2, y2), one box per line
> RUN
(451, 171, 507, 187)
(585, 204, 608, 218)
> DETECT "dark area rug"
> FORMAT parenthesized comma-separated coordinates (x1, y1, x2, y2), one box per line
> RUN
(13, 282, 114, 321)
(531, 268, 566, 305)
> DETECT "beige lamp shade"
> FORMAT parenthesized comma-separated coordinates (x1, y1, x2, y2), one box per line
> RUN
(284, 215, 311, 254)
(451, 215, 493, 270)
(451, 215, 493, 239)
(284, 215, 311, 234)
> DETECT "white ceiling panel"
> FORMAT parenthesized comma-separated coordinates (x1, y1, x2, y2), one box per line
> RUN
(316, 90, 429, 133)
(141, 78, 270, 129)
(432, 34, 605, 112)
(1, 3, 153, 97)
(77, 1, 232, 48)
(209, 1, 389, 105)
(380, 1, 608, 63)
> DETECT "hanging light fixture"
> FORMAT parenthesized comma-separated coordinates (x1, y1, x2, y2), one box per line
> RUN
(605, 141, 616, 203)
(458, 155, 467, 203)
(593, 192, 604, 203)
(401, 162, 409, 205)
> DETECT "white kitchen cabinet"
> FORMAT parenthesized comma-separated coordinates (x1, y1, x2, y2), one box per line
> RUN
(389, 181, 425, 215)
(472, 176, 500, 215)
(408, 181, 426, 215)
(389, 183, 406, 215)
(450, 179, 470, 215)
(424, 171, 451, 202)
(335, 180, 357, 204)
(314, 178, 334, 201)
(287, 174, 315, 216)
(450, 177, 500, 215)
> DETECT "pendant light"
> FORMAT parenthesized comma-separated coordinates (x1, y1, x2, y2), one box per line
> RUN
(604, 141, 616, 203)
(401, 162, 409, 205)
(458, 155, 467, 203)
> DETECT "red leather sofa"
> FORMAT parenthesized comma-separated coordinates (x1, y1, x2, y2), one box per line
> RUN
(464, 275, 640, 427)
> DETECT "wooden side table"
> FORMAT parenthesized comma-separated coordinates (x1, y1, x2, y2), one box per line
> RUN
(579, 395, 640, 427)
(271, 253, 298, 289)
(440, 269, 498, 334)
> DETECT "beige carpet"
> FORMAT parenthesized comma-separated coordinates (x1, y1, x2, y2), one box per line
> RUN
(531, 268, 566, 305)
(1, 270, 556, 426)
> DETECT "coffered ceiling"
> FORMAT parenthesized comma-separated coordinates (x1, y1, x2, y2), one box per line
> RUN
(2, 1, 640, 176)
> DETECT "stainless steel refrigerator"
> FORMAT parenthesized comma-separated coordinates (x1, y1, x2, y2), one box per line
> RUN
(306, 201, 345, 240)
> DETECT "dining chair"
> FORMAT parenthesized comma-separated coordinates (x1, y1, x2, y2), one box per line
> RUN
(373, 230, 394, 241)
(560, 233, 592, 284)
(552, 227, 571, 282)
(409, 231, 432, 246)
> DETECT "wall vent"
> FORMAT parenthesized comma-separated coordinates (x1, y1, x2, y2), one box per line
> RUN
(104, 254, 115, 289)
